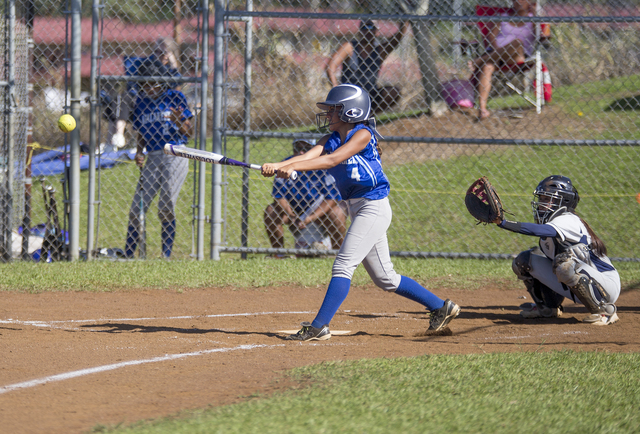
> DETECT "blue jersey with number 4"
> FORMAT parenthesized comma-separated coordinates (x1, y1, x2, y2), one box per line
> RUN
(132, 89, 193, 152)
(323, 124, 389, 200)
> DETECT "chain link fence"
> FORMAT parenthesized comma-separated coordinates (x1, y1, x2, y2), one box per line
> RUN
(2, 0, 210, 262)
(219, 0, 640, 261)
(0, 0, 31, 261)
(0, 0, 638, 262)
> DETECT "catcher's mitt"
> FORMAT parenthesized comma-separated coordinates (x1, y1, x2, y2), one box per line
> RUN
(465, 176, 506, 224)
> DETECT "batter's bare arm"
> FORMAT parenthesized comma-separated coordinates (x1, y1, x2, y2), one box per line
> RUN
(282, 129, 370, 174)
(262, 144, 324, 177)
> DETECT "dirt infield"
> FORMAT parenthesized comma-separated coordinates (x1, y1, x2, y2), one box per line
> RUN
(1, 284, 639, 434)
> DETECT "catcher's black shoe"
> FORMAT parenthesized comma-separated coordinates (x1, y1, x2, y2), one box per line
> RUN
(286, 322, 331, 341)
(428, 299, 460, 332)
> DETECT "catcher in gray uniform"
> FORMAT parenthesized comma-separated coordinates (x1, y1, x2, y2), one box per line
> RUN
(493, 175, 620, 325)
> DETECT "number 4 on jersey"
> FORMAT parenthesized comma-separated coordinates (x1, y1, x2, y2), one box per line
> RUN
(350, 167, 361, 181)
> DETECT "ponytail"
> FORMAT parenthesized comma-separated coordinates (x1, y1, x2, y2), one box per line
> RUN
(575, 212, 607, 257)
(364, 117, 383, 157)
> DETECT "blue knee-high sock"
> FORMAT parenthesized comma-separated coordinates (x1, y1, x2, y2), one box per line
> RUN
(311, 277, 351, 328)
(395, 276, 444, 311)
(161, 220, 176, 258)
(125, 225, 139, 258)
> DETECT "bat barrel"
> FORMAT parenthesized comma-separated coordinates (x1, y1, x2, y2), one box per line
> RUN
(164, 144, 297, 180)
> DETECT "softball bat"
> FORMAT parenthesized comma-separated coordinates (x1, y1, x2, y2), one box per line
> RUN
(164, 144, 298, 180)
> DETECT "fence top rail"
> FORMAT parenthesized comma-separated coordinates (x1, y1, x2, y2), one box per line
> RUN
(223, 130, 640, 147)
(98, 75, 203, 83)
(224, 11, 640, 24)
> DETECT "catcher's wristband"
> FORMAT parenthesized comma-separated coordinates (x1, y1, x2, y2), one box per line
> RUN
(499, 220, 522, 233)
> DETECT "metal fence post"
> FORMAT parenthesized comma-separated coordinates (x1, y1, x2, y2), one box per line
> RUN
(68, 0, 82, 261)
(210, 0, 225, 260)
(86, 0, 101, 260)
(1, 0, 16, 262)
(240, 0, 252, 259)
(197, 0, 209, 261)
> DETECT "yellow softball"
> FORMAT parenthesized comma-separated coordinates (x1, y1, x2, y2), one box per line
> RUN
(57, 114, 76, 133)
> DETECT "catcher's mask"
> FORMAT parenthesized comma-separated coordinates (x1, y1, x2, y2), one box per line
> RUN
(316, 84, 371, 130)
(531, 175, 580, 224)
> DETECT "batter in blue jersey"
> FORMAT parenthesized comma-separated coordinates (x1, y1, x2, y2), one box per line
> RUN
(261, 84, 460, 341)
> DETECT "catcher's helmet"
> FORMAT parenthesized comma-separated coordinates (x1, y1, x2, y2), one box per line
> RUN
(531, 175, 580, 224)
(316, 84, 371, 129)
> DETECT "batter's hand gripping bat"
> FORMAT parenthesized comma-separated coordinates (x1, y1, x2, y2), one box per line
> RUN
(164, 144, 298, 180)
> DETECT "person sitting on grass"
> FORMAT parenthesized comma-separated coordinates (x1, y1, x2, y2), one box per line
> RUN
(264, 139, 347, 258)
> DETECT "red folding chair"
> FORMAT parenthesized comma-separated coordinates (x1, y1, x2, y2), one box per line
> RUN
(474, 4, 552, 113)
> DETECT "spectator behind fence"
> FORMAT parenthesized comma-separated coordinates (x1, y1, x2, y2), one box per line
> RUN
(264, 139, 347, 258)
(470, 0, 549, 120)
(326, 20, 410, 114)
(101, 37, 181, 150)
(124, 58, 193, 259)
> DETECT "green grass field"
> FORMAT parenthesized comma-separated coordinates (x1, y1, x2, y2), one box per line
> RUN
(101, 351, 640, 434)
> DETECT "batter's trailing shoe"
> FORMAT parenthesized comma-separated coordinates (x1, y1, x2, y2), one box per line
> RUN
(286, 322, 331, 341)
(520, 304, 563, 318)
(428, 299, 460, 331)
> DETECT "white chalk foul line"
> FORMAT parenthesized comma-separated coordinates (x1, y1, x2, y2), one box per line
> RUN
(0, 343, 282, 395)
(0, 310, 314, 329)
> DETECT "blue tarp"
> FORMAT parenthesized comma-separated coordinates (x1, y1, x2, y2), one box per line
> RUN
(29, 145, 137, 177)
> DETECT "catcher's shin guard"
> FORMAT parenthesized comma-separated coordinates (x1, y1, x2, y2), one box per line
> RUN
(512, 250, 533, 277)
(569, 275, 615, 316)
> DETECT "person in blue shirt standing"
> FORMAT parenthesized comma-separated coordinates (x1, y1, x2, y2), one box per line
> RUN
(124, 58, 193, 259)
(261, 84, 460, 341)
(264, 138, 346, 255)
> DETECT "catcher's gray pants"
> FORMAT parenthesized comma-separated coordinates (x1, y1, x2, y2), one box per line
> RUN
(128, 150, 189, 224)
(332, 197, 402, 291)
(528, 251, 620, 304)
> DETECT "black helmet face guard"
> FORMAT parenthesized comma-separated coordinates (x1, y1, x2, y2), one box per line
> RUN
(315, 104, 343, 130)
(531, 191, 565, 224)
